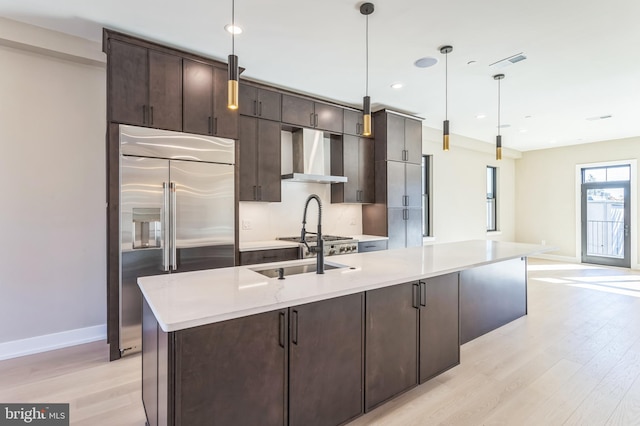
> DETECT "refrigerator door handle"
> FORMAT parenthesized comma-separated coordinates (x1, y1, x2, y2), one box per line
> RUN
(170, 182, 177, 271)
(162, 182, 170, 272)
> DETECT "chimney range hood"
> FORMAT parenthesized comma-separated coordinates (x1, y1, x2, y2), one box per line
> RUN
(281, 128, 347, 184)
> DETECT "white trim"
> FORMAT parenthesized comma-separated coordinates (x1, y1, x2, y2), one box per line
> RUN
(531, 254, 580, 263)
(575, 159, 637, 269)
(0, 324, 106, 361)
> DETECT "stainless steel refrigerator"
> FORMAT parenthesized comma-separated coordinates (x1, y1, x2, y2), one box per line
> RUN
(119, 125, 235, 356)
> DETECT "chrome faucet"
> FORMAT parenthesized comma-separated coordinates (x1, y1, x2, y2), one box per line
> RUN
(301, 194, 324, 274)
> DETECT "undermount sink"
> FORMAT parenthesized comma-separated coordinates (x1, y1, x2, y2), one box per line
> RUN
(250, 261, 347, 279)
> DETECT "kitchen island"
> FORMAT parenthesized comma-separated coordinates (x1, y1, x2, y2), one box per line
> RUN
(139, 240, 550, 426)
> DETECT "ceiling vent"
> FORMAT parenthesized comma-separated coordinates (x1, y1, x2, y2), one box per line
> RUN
(489, 52, 527, 69)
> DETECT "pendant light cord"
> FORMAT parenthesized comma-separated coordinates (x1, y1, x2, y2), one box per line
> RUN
(445, 52, 448, 120)
(365, 14, 369, 97)
(497, 78, 501, 136)
(232, 0, 235, 54)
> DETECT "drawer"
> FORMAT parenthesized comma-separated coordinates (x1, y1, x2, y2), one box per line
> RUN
(239, 247, 300, 265)
(358, 240, 388, 253)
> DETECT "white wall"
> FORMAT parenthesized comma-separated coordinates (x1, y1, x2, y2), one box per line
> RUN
(0, 21, 106, 358)
(422, 127, 518, 243)
(516, 137, 640, 264)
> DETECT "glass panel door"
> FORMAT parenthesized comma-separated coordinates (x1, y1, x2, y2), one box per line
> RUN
(581, 181, 630, 267)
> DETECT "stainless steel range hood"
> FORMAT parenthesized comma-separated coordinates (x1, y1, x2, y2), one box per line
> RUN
(281, 128, 347, 184)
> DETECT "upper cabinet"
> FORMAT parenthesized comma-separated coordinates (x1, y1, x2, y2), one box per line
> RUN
(376, 113, 422, 165)
(282, 94, 344, 133)
(183, 59, 238, 139)
(239, 84, 282, 122)
(108, 40, 182, 131)
(331, 135, 374, 204)
(343, 109, 371, 137)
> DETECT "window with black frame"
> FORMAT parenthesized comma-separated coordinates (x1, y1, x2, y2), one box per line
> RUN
(487, 166, 497, 231)
(422, 155, 432, 236)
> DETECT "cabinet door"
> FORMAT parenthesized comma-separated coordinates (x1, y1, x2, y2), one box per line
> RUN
(344, 109, 364, 136)
(386, 114, 405, 162)
(289, 293, 363, 426)
(109, 40, 148, 126)
(387, 208, 407, 250)
(386, 161, 405, 208)
(238, 116, 258, 201)
(314, 103, 344, 133)
(148, 50, 182, 131)
(213, 67, 238, 139)
(282, 94, 314, 127)
(238, 83, 258, 117)
(359, 138, 375, 203)
(365, 282, 418, 411)
(256, 119, 282, 202)
(406, 208, 423, 248)
(342, 135, 361, 202)
(175, 310, 287, 426)
(239, 247, 299, 265)
(183, 59, 213, 135)
(405, 163, 422, 208)
(257, 88, 282, 121)
(419, 273, 460, 383)
(405, 118, 423, 165)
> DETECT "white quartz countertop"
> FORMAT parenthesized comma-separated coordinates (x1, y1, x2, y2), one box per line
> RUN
(350, 234, 389, 242)
(139, 240, 552, 332)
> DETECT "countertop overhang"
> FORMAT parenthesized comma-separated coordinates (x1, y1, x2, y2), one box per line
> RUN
(138, 240, 554, 332)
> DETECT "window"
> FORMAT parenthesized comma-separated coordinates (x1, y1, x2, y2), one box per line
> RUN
(582, 165, 630, 183)
(422, 155, 432, 236)
(487, 166, 497, 231)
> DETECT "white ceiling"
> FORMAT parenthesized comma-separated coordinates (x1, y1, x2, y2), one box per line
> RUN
(2, 0, 639, 151)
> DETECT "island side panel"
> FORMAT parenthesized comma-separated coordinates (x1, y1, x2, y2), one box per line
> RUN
(142, 298, 159, 426)
(459, 257, 527, 344)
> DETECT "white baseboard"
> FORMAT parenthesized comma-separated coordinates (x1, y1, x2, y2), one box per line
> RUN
(0, 324, 107, 361)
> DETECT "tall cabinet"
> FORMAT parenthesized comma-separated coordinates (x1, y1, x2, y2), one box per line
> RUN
(363, 110, 423, 249)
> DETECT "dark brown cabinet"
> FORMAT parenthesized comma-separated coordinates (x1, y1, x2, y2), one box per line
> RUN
(331, 135, 374, 203)
(108, 40, 182, 131)
(387, 207, 422, 250)
(239, 116, 282, 202)
(376, 112, 421, 164)
(344, 109, 367, 137)
(183, 59, 238, 138)
(282, 94, 344, 133)
(419, 273, 460, 383)
(289, 293, 363, 426)
(239, 84, 282, 121)
(365, 282, 418, 411)
(239, 247, 299, 265)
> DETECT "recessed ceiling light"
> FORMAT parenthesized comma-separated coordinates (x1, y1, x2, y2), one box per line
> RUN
(224, 24, 243, 34)
(390, 82, 404, 89)
(519, 129, 528, 133)
(524, 115, 532, 119)
(476, 114, 486, 119)
(414, 57, 438, 68)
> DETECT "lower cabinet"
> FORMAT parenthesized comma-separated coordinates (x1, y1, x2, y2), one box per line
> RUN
(289, 293, 363, 426)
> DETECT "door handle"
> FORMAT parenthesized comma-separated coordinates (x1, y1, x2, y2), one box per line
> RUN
(419, 281, 427, 307)
(170, 182, 177, 271)
(292, 310, 299, 345)
(279, 312, 286, 348)
(162, 182, 170, 272)
(412, 283, 419, 309)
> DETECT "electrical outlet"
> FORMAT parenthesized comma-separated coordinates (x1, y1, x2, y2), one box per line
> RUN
(242, 220, 252, 230)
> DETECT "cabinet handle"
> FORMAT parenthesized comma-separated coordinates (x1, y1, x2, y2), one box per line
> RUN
(254, 100, 258, 116)
(150, 106, 154, 125)
(356, 123, 361, 135)
(314, 114, 318, 127)
(258, 186, 262, 200)
(412, 283, 419, 309)
(292, 310, 299, 345)
(419, 281, 427, 307)
(253, 185, 257, 200)
(279, 312, 285, 348)
(310, 113, 315, 127)
(403, 209, 409, 220)
(208, 116, 213, 134)
(402, 195, 408, 206)
(214, 117, 218, 134)
(259, 101, 263, 117)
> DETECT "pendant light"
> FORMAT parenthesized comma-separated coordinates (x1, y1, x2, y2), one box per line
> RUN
(227, 0, 239, 110)
(440, 45, 453, 151)
(493, 73, 505, 160)
(360, 2, 374, 136)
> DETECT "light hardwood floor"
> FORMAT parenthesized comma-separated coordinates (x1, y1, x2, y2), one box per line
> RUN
(1, 259, 640, 425)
